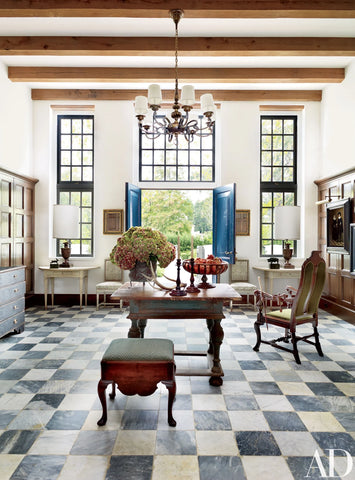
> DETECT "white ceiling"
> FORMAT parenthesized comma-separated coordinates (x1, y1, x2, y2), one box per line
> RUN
(1, 17, 354, 91)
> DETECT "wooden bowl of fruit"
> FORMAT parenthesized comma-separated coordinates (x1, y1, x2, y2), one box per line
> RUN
(182, 255, 228, 288)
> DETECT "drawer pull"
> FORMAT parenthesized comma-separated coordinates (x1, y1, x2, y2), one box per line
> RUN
(14, 288, 19, 293)
(13, 319, 17, 324)
(13, 305, 18, 310)
(13, 274, 17, 278)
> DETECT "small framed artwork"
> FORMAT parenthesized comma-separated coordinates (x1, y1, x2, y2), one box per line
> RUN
(236, 210, 250, 236)
(103, 209, 124, 235)
(326, 198, 351, 254)
(350, 224, 355, 275)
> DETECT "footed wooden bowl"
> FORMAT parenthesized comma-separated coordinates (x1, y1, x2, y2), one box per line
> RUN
(182, 260, 228, 288)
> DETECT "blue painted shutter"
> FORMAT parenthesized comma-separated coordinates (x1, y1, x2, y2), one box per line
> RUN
(213, 184, 236, 263)
(125, 183, 141, 229)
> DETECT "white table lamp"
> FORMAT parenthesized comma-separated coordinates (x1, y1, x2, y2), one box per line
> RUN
(53, 205, 80, 267)
(274, 206, 300, 269)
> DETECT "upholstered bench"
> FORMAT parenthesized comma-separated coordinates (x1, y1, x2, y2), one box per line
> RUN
(97, 338, 176, 427)
(96, 259, 123, 310)
(229, 259, 257, 310)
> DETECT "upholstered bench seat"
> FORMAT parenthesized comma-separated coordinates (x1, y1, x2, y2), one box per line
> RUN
(97, 338, 176, 427)
(103, 338, 174, 361)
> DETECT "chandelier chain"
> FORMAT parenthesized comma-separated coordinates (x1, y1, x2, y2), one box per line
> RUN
(174, 11, 180, 104)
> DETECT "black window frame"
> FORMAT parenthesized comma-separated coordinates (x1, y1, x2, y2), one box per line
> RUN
(139, 115, 215, 183)
(260, 115, 298, 257)
(56, 114, 94, 258)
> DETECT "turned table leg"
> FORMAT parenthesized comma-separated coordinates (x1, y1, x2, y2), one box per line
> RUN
(207, 318, 224, 386)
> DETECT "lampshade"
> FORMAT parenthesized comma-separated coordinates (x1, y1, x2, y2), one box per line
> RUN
(274, 206, 300, 240)
(53, 205, 80, 239)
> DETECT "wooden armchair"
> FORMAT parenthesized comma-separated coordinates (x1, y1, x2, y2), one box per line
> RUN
(253, 250, 326, 364)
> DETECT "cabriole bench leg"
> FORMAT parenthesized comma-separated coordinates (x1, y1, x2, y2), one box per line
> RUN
(97, 379, 112, 426)
(162, 379, 177, 427)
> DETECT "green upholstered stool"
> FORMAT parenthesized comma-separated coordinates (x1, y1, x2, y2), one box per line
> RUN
(97, 338, 176, 427)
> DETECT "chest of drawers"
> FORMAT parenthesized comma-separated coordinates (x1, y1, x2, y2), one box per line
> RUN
(0, 266, 26, 338)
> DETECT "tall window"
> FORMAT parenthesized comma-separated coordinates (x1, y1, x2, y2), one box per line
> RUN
(260, 115, 297, 256)
(57, 115, 94, 256)
(139, 117, 215, 182)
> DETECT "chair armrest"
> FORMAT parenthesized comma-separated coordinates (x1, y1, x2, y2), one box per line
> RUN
(286, 285, 297, 293)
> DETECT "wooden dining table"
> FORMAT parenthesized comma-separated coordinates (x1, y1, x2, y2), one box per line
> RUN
(111, 282, 241, 386)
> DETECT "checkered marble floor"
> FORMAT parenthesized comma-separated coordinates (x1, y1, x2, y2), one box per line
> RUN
(0, 305, 354, 480)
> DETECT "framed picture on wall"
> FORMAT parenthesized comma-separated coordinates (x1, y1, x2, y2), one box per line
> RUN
(103, 209, 124, 235)
(350, 224, 355, 275)
(326, 198, 351, 254)
(236, 210, 250, 236)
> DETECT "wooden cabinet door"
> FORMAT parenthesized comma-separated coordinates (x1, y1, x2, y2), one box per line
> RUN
(0, 169, 37, 293)
(0, 174, 12, 268)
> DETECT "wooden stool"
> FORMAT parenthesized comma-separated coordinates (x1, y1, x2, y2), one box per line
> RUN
(97, 338, 176, 427)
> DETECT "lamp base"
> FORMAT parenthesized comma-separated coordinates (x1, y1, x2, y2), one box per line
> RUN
(60, 244, 71, 268)
(283, 242, 295, 269)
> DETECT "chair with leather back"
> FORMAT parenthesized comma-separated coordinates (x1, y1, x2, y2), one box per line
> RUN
(253, 250, 326, 364)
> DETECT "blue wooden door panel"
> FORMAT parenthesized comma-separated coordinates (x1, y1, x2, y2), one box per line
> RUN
(213, 184, 236, 263)
(125, 183, 141, 229)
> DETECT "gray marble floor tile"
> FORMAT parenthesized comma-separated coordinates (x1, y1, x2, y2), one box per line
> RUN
(70, 430, 117, 455)
(10, 454, 67, 480)
(155, 430, 196, 455)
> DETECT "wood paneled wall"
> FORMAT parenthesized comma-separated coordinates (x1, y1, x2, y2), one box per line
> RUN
(315, 168, 355, 319)
(0, 168, 38, 293)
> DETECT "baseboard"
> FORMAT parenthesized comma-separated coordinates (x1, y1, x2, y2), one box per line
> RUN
(320, 297, 355, 325)
(25, 294, 112, 309)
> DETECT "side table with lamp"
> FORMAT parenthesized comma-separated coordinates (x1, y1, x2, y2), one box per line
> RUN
(254, 205, 302, 296)
(39, 205, 99, 309)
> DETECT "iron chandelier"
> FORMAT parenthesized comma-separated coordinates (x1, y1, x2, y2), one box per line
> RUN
(134, 9, 216, 143)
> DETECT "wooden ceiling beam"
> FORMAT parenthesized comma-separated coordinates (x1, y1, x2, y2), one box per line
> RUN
(31, 88, 322, 102)
(9, 67, 345, 83)
(0, 1, 354, 18)
(1, 36, 355, 56)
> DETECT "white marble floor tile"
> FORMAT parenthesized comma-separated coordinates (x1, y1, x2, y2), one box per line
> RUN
(273, 431, 323, 456)
(113, 430, 156, 455)
(58, 455, 109, 480)
(242, 456, 294, 480)
(196, 431, 239, 455)
(152, 455, 199, 480)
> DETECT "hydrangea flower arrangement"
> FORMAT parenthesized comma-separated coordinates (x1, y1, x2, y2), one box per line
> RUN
(110, 227, 176, 270)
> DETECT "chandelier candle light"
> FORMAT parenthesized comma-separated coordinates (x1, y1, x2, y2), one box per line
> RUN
(134, 9, 216, 143)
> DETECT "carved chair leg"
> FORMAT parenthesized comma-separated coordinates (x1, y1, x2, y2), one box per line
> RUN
(162, 379, 177, 427)
(291, 332, 301, 365)
(314, 326, 324, 357)
(253, 320, 262, 352)
(97, 379, 111, 426)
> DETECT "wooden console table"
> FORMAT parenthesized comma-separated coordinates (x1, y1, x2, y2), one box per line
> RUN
(253, 266, 301, 293)
(39, 266, 99, 310)
(111, 282, 240, 386)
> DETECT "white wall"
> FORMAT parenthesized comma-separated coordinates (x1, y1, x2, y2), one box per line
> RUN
(220, 101, 321, 290)
(319, 59, 355, 179)
(33, 101, 135, 294)
(0, 61, 33, 176)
